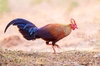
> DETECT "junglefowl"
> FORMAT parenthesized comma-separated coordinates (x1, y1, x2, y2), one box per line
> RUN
(4, 18, 78, 54)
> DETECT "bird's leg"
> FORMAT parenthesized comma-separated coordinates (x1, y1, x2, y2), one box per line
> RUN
(46, 42, 56, 54)
(46, 42, 60, 48)
(54, 44, 60, 48)
(52, 41, 60, 48)
(46, 41, 60, 54)
(52, 45, 56, 54)
(52, 42, 57, 54)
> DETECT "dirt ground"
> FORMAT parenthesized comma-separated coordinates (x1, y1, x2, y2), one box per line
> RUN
(0, 0, 100, 66)
(0, 49, 100, 66)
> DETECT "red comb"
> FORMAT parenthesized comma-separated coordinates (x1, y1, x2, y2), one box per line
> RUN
(70, 18, 76, 24)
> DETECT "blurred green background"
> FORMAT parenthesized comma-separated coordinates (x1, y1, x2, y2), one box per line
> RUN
(0, 0, 79, 13)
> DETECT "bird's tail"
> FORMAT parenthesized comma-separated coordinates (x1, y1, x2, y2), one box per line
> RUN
(4, 18, 39, 40)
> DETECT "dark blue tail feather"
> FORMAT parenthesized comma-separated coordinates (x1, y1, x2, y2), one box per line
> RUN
(4, 18, 39, 40)
(4, 18, 36, 32)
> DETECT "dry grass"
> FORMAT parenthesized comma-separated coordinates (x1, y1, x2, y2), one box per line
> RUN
(0, 49, 100, 66)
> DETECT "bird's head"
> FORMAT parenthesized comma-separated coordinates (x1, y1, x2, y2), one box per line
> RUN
(70, 18, 78, 30)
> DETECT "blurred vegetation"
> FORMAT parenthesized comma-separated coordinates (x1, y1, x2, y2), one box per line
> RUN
(31, 0, 43, 5)
(31, 0, 79, 14)
(31, 0, 79, 6)
(70, 1, 79, 9)
(0, 0, 79, 14)
(0, 0, 10, 14)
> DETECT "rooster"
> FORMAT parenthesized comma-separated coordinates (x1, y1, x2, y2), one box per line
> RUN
(4, 18, 78, 54)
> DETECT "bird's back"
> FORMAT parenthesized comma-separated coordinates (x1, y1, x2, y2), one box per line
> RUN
(37, 24, 71, 42)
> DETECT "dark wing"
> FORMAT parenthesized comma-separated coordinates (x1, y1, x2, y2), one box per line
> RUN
(37, 25, 55, 41)
(37, 28, 54, 39)
(4, 18, 38, 40)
